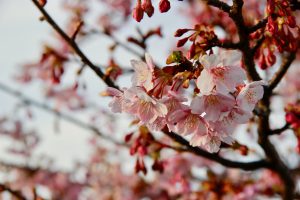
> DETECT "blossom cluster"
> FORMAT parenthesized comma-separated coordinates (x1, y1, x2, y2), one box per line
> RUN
(107, 51, 264, 153)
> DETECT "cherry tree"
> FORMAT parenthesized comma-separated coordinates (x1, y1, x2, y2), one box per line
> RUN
(0, 0, 300, 199)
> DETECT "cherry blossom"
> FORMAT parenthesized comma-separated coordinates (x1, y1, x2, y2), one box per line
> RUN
(196, 51, 246, 94)
(131, 53, 154, 92)
(191, 92, 235, 122)
(237, 81, 265, 112)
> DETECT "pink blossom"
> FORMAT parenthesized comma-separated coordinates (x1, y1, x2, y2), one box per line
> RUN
(237, 81, 265, 112)
(190, 123, 234, 153)
(124, 87, 168, 124)
(168, 109, 207, 136)
(197, 51, 246, 94)
(131, 53, 154, 92)
(191, 92, 235, 122)
(107, 87, 125, 113)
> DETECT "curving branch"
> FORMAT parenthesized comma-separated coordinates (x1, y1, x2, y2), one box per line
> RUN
(30, 0, 118, 89)
(163, 131, 271, 171)
(268, 52, 296, 91)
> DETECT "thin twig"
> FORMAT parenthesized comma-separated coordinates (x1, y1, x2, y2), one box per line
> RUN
(268, 52, 296, 91)
(31, 0, 118, 89)
(270, 123, 290, 135)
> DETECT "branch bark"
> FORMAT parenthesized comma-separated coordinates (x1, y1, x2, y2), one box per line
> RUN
(163, 131, 271, 171)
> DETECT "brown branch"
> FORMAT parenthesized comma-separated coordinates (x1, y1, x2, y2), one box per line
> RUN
(0, 82, 126, 147)
(203, 0, 231, 13)
(163, 131, 271, 171)
(31, 0, 118, 89)
(229, 0, 261, 81)
(270, 123, 290, 135)
(268, 52, 296, 91)
(247, 17, 268, 33)
(0, 184, 27, 200)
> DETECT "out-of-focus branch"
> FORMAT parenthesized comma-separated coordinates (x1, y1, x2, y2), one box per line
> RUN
(91, 29, 144, 60)
(163, 130, 271, 171)
(0, 82, 126, 147)
(30, 0, 118, 89)
(268, 52, 296, 91)
(0, 184, 27, 200)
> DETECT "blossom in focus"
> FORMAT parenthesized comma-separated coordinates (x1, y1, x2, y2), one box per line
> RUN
(191, 92, 235, 122)
(236, 81, 265, 112)
(196, 51, 246, 94)
(131, 53, 154, 92)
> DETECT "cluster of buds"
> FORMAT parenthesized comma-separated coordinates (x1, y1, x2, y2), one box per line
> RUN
(174, 24, 218, 59)
(125, 126, 165, 174)
(132, 0, 171, 22)
(39, 46, 67, 84)
(266, 0, 299, 53)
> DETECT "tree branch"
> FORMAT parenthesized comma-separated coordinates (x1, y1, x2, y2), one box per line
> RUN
(268, 52, 296, 91)
(203, 0, 231, 13)
(30, 0, 118, 89)
(270, 123, 290, 135)
(247, 17, 268, 33)
(163, 131, 271, 171)
(229, 0, 261, 81)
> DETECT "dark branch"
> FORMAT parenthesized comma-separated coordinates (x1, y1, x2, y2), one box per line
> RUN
(247, 17, 268, 33)
(164, 131, 271, 171)
(31, 0, 118, 89)
(204, 0, 231, 13)
(270, 123, 290, 135)
(268, 52, 296, 91)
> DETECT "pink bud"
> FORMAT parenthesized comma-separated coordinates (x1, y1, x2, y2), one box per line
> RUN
(142, 0, 154, 17)
(132, 1, 144, 22)
(159, 0, 171, 13)
(174, 29, 190, 37)
(176, 37, 189, 47)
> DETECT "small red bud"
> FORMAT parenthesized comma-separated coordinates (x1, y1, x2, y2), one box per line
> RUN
(176, 37, 189, 47)
(38, 0, 47, 7)
(133, 1, 144, 22)
(159, 0, 171, 13)
(174, 29, 190, 37)
(142, 0, 154, 17)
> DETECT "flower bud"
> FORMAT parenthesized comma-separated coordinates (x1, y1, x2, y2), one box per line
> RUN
(142, 0, 154, 17)
(176, 37, 189, 47)
(133, 0, 144, 22)
(174, 29, 190, 37)
(159, 0, 170, 13)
